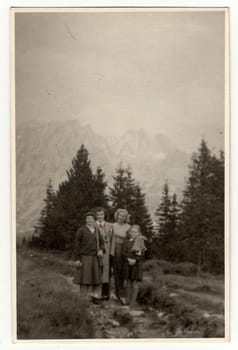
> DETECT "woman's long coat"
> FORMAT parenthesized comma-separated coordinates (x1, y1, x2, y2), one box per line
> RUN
(96, 222, 113, 283)
(72, 225, 104, 285)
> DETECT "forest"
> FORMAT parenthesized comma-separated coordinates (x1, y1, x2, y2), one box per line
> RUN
(31, 139, 224, 274)
(17, 139, 225, 339)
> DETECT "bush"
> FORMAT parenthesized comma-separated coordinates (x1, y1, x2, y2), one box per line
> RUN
(158, 260, 198, 276)
(137, 282, 159, 306)
(137, 282, 176, 313)
(113, 309, 134, 330)
(143, 259, 160, 272)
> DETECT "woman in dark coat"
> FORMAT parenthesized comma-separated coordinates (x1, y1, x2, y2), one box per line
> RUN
(72, 212, 104, 301)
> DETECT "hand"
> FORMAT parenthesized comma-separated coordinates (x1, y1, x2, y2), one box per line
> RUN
(128, 258, 136, 266)
(74, 260, 82, 267)
(97, 250, 103, 257)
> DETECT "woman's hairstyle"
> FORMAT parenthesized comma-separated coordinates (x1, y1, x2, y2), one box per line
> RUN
(84, 211, 96, 220)
(114, 208, 130, 223)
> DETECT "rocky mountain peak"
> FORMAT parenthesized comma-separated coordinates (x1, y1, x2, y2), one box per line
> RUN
(16, 120, 190, 237)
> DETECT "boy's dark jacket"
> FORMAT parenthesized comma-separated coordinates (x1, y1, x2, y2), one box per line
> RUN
(122, 238, 145, 281)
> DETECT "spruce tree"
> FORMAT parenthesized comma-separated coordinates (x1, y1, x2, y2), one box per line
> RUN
(132, 184, 154, 236)
(33, 179, 56, 247)
(153, 186, 182, 261)
(109, 165, 154, 244)
(169, 194, 180, 234)
(109, 166, 136, 212)
(178, 140, 224, 272)
(92, 167, 109, 209)
(56, 145, 95, 248)
(154, 182, 171, 238)
(204, 150, 224, 272)
(37, 145, 108, 250)
(132, 184, 154, 258)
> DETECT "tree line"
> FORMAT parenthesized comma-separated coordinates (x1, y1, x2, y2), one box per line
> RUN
(33, 145, 153, 252)
(154, 140, 224, 274)
(32, 140, 224, 274)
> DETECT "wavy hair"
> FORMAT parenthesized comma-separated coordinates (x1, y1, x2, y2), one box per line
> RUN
(114, 208, 130, 223)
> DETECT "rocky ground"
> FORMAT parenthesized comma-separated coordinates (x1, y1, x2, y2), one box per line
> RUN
(65, 274, 167, 339)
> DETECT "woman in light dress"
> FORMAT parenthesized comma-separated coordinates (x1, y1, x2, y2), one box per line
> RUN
(111, 208, 130, 304)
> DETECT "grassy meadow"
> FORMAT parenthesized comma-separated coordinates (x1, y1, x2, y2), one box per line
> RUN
(16, 247, 225, 339)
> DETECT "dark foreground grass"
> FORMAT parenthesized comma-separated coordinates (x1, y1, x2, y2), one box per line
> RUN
(17, 251, 95, 339)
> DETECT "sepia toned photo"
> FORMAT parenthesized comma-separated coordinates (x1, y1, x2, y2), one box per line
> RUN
(11, 7, 229, 342)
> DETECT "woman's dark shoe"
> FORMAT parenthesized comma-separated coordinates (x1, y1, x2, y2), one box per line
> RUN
(91, 296, 101, 304)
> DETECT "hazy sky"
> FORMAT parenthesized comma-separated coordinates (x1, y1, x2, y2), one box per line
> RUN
(15, 10, 225, 151)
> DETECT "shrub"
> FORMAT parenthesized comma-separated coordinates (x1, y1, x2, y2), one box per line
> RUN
(137, 282, 176, 313)
(137, 282, 158, 306)
(158, 260, 198, 276)
(143, 259, 160, 272)
(113, 309, 134, 330)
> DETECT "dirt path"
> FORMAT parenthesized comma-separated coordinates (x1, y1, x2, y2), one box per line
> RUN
(63, 274, 172, 338)
(19, 248, 225, 339)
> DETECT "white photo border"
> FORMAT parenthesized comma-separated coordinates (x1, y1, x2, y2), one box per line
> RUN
(1, 1, 236, 350)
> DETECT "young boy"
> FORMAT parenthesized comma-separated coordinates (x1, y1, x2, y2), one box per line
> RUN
(95, 207, 113, 300)
(122, 225, 146, 307)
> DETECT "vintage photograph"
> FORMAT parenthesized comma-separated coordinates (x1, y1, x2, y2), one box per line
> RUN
(12, 7, 228, 341)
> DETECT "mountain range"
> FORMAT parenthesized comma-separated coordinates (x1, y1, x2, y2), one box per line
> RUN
(16, 120, 190, 238)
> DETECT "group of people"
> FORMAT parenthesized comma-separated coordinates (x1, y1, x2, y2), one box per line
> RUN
(72, 208, 146, 306)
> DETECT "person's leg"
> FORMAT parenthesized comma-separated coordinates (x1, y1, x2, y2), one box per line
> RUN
(89, 285, 101, 304)
(116, 254, 126, 298)
(87, 285, 93, 298)
(102, 283, 110, 300)
(130, 281, 140, 306)
(92, 284, 102, 299)
(80, 284, 88, 298)
(126, 280, 132, 305)
(118, 268, 125, 298)
(113, 255, 121, 298)
(106, 283, 110, 299)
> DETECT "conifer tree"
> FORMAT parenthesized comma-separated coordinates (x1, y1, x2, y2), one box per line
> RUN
(109, 166, 136, 212)
(131, 184, 154, 239)
(169, 194, 180, 234)
(204, 150, 224, 272)
(153, 183, 181, 260)
(33, 179, 56, 246)
(109, 166, 154, 246)
(154, 182, 171, 238)
(92, 167, 109, 209)
(178, 140, 224, 272)
(37, 145, 108, 250)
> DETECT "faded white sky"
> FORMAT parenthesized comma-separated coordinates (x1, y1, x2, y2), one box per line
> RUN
(15, 10, 225, 151)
